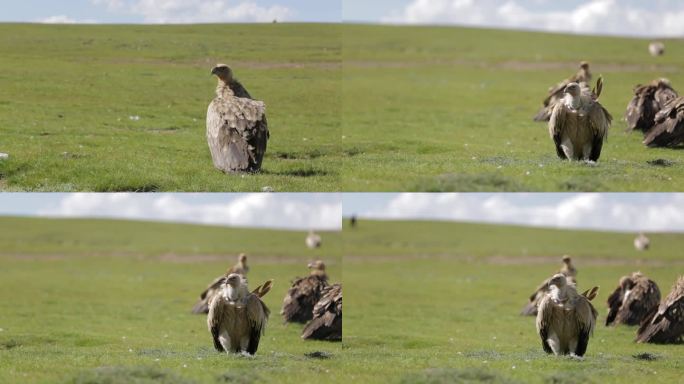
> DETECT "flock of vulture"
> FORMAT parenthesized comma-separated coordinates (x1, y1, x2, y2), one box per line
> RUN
(522, 255, 684, 357)
(534, 60, 684, 162)
(192, 253, 341, 356)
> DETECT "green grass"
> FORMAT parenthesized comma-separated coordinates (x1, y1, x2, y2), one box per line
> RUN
(0, 217, 342, 383)
(0, 23, 340, 191)
(343, 219, 683, 383)
(342, 24, 684, 191)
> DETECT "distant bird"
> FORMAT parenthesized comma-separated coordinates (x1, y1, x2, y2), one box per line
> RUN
(350, 215, 357, 228)
(207, 273, 271, 355)
(536, 274, 598, 357)
(643, 96, 684, 148)
(521, 256, 578, 316)
(534, 61, 592, 122)
(302, 283, 342, 341)
(649, 41, 665, 57)
(191, 253, 250, 314)
(206, 64, 269, 173)
(549, 78, 612, 162)
(281, 260, 329, 323)
(606, 272, 661, 326)
(636, 276, 684, 344)
(634, 233, 650, 251)
(625, 79, 678, 134)
(305, 230, 322, 249)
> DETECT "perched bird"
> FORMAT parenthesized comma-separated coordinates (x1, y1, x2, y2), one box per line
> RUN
(350, 215, 357, 228)
(191, 254, 250, 314)
(534, 62, 592, 122)
(549, 78, 612, 161)
(536, 274, 598, 357)
(634, 233, 650, 251)
(206, 64, 269, 173)
(606, 272, 660, 326)
(636, 276, 684, 344)
(649, 41, 665, 57)
(302, 283, 342, 341)
(521, 256, 578, 316)
(207, 273, 271, 355)
(281, 260, 329, 323)
(643, 96, 684, 148)
(625, 79, 678, 134)
(305, 230, 322, 249)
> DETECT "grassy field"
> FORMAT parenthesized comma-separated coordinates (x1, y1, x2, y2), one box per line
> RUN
(0, 217, 342, 383)
(343, 219, 683, 383)
(0, 23, 340, 191)
(342, 25, 684, 191)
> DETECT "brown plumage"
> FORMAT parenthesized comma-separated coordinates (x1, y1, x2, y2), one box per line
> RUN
(643, 96, 684, 148)
(549, 78, 612, 161)
(302, 283, 342, 341)
(521, 256, 578, 316)
(207, 273, 271, 355)
(191, 254, 250, 314)
(206, 64, 269, 173)
(534, 62, 592, 122)
(625, 79, 678, 134)
(636, 276, 684, 344)
(281, 260, 329, 323)
(605, 272, 660, 326)
(536, 274, 598, 356)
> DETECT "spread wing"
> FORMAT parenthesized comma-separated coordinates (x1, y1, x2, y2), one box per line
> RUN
(637, 276, 684, 343)
(644, 97, 684, 148)
(301, 284, 342, 341)
(281, 275, 328, 323)
(192, 275, 225, 314)
(535, 294, 554, 354)
(244, 294, 270, 355)
(521, 276, 551, 316)
(207, 294, 229, 352)
(549, 102, 570, 160)
(587, 101, 612, 162)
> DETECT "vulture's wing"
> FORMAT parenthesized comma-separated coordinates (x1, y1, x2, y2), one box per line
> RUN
(581, 286, 598, 301)
(301, 283, 342, 341)
(549, 103, 570, 159)
(244, 294, 270, 355)
(625, 85, 658, 133)
(281, 275, 328, 323)
(207, 294, 228, 352)
(535, 295, 554, 354)
(521, 277, 550, 316)
(618, 278, 660, 325)
(252, 279, 273, 298)
(644, 97, 684, 148)
(228, 79, 252, 99)
(192, 275, 225, 314)
(636, 276, 684, 343)
(587, 101, 612, 162)
(605, 281, 624, 326)
(574, 295, 597, 357)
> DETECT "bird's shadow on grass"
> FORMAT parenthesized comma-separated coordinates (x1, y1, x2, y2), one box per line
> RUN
(261, 168, 329, 178)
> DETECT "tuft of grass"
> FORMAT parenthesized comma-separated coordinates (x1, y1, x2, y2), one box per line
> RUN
(399, 368, 519, 384)
(72, 366, 195, 384)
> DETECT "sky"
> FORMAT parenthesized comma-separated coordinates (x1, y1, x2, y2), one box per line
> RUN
(343, 193, 684, 233)
(0, 193, 341, 230)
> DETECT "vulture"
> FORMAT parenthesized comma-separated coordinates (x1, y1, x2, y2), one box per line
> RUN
(636, 276, 684, 344)
(605, 272, 660, 326)
(643, 96, 684, 148)
(207, 273, 271, 355)
(634, 233, 650, 251)
(625, 79, 678, 134)
(302, 283, 342, 341)
(534, 61, 592, 122)
(536, 274, 598, 357)
(521, 256, 577, 316)
(206, 64, 269, 173)
(281, 260, 329, 323)
(305, 230, 322, 249)
(649, 41, 665, 57)
(350, 215, 357, 228)
(191, 253, 250, 314)
(549, 78, 612, 162)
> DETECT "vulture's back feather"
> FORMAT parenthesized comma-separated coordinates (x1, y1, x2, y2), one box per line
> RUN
(643, 97, 684, 148)
(301, 283, 342, 341)
(636, 276, 684, 343)
(281, 274, 328, 323)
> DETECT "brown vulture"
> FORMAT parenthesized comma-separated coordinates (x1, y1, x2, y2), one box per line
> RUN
(536, 274, 598, 357)
(643, 96, 684, 148)
(634, 233, 650, 251)
(305, 230, 322, 249)
(521, 256, 577, 316)
(625, 79, 678, 134)
(191, 253, 250, 314)
(302, 283, 342, 341)
(534, 61, 592, 122)
(605, 272, 660, 326)
(649, 42, 665, 57)
(206, 64, 269, 173)
(281, 260, 329, 323)
(636, 276, 684, 344)
(549, 78, 612, 162)
(207, 273, 271, 355)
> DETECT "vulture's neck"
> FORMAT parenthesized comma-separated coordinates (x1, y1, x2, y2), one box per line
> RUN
(550, 285, 568, 303)
(216, 81, 234, 99)
(224, 284, 242, 302)
(564, 94, 581, 110)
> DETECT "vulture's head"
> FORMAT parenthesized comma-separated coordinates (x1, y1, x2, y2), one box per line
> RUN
(656, 78, 671, 87)
(211, 64, 233, 82)
(308, 260, 326, 274)
(549, 273, 568, 289)
(619, 276, 635, 290)
(579, 61, 590, 70)
(225, 273, 242, 288)
(564, 82, 582, 98)
(562, 255, 572, 264)
(238, 253, 248, 264)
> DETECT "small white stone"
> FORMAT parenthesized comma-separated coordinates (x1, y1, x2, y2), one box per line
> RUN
(155, 358, 160, 362)
(0, 328, 4, 331)
(0, 153, 8, 160)
(128, 348, 133, 352)
(183, 364, 187, 368)
(129, 115, 140, 121)
(261, 186, 274, 192)
(302, 137, 308, 141)
(525, 171, 531, 175)
(512, 366, 516, 369)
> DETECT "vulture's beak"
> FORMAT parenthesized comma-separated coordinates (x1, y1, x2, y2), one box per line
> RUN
(210, 67, 218, 76)
(307, 262, 313, 269)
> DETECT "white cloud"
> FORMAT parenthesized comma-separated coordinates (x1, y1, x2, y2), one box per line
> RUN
(39, 15, 98, 24)
(91, 0, 292, 23)
(40, 193, 341, 230)
(383, 0, 684, 37)
(361, 193, 684, 232)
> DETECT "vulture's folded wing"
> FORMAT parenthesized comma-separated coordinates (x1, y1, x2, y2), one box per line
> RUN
(588, 102, 611, 162)
(575, 296, 597, 356)
(244, 294, 270, 355)
(535, 295, 554, 354)
(549, 103, 569, 160)
(625, 85, 658, 133)
(281, 275, 327, 323)
(636, 276, 684, 343)
(620, 278, 661, 325)
(605, 282, 623, 326)
(301, 284, 342, 341)
(192, 275, 225, 314)
(644, 97, 684, 148)
(207, 295, 228, 352)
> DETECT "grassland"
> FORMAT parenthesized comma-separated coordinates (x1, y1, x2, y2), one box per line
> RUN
(0, 23, 340, 191)
(343, 219, 683, 383)
(0, 217, 342, 383)
(342, 25, 684, 191)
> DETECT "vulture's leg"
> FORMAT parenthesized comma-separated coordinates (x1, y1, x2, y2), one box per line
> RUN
(546, 331, 561, 355)
(560, 137, 575, 160)
(568, 336, 578, 356)
(219, 332, 232, 353)
(574, 329, 591, 357)
(239, 336, 250, 353)
(588, 135, 604, 162)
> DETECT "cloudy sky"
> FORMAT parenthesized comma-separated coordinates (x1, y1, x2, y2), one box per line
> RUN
(345, 0, 684, 37)
(0, 193, 341, 230)
(343, 193, 684, 232)
(1, 0, 339, 24)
